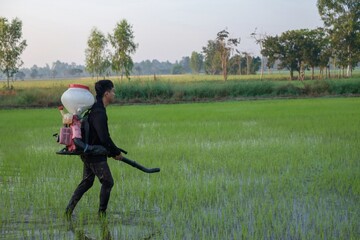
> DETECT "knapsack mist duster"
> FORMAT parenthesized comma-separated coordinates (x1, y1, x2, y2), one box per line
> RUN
(54, 84, 160, 174)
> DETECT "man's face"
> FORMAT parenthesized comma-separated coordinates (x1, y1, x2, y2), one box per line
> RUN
(105, 88, 116, 103)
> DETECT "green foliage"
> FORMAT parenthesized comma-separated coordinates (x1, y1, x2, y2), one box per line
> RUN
(0, 17, 27, 89)
(216, 29, 240, 81)
(262, 29, 331, 80)
(201, 29, 241, 80)
(171, 64, 183, 75)
(85, 28, 109, 79)
(275, 83, 303, 96)
(1, 77, 360, 107)
(227, 54, 261, 76)
(109, 19, 138, 80)
(190, 51, 203, 74)
(317, 0, 360, 74)
(261, 35, 280, 69)
(202, 40, 222, 75)
(83, 19, 138, 80)
(116, 81, 173, 101)
(16, 88, 41, 105)
(328, 79, 360, 94)
(18, 88, 63, 107)
(113, 79, 360, 103)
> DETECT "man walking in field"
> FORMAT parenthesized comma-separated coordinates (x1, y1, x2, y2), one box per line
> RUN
(65, 80, 123, 218)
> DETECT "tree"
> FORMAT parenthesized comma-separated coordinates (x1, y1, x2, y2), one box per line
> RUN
(30, 65, 38, 79)
(318, 36, 332, 78)
(251, 28, 266, 80)
(228, 54, 243, 75)
(244, 52, 252, 75)
(317, 0, 360, 77)
(262, 29, 332, 80)
(250, 56, 262, 74)
(0, 17, 27, 89)
(301, 28, 330, 80)
(229, 53, 261, 75)
(190, 51, 203, 73)
(202, 40, 222, 75)
(261, 35, 280, 71)
(133, 59, 175, 75)
(15, 71, 25, 80)
(279, 30, 307, 80)
(85, 28, 109, 79)
(179, 56, 191, 73)
(172, 63, 183, 75)
(262, 30, 308, 80)
(216, 29, 240, 81)
(109, 19, 138, 80)
(67, 68, 83, 77)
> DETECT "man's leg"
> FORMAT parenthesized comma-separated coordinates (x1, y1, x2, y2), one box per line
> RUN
(91, 161, 114, 214)
(65, 162, 95, 215)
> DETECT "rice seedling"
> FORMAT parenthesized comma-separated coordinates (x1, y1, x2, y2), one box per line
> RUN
(0, 97, 359, 239)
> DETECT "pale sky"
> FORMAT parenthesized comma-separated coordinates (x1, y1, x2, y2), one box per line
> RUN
(1, 0, 323, 68)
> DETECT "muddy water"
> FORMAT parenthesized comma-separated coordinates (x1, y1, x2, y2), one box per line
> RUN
(1, 209, 162, 239)
(0, 159, 161, 239)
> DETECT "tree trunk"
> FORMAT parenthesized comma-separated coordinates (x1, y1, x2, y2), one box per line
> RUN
(223, 60, 227, 81)
(311, 66, 315, 80)
(347, 64, 352, 77)
(246, 55, 251, 75)
(6, 76, 10, 89)
(320, 67, 323, 80)
(299, 62, 305, 81)
(238, 56, 242, 75)
(260, 56, 264, 80)
(347, 45, 352, 77)
(290, 70, 294, 80)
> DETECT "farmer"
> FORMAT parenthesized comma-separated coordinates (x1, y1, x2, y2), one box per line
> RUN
(65, 79, 123, 218)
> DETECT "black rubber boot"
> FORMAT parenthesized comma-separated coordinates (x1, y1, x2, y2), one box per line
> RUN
(98, 210, 107, 220)
(64, 207, 73, 220)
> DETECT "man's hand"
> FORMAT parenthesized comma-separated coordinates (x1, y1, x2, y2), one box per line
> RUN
(113, 153, 123, 160)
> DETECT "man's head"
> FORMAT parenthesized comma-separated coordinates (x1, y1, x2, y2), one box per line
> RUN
(95, 80, 115, 106)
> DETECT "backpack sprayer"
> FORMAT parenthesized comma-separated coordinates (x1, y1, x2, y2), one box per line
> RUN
(55, 84, 160, 174)
(56, 84, 94, 154)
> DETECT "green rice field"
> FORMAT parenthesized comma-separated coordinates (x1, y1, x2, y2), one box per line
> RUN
(0, 98, 359, 239)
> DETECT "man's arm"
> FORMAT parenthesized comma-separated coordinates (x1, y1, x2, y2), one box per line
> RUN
(92, 112, 121, 157)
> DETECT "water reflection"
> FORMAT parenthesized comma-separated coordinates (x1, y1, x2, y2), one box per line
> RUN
(1, 209, 161, 239)
(67, 217, 112, 240)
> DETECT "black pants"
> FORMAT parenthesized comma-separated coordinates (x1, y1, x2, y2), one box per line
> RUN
(66, 160, 114, 213)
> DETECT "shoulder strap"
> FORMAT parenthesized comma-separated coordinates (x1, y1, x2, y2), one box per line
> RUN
(81, 109, 91, 144)
(81, 105, 105, 144)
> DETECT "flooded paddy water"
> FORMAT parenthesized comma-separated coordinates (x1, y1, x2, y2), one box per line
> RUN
(0, 154, 163, 239)
(1, 99, 360, 239)
(1, 208, 161, 239)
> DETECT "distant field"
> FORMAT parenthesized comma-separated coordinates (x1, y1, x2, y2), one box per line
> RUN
(1, 67, 360, 88)
(0, 98, 359, 239)
(1, 73, 360, 108)
(1, 74, 284, 90)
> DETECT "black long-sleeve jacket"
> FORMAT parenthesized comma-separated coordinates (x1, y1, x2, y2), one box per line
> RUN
(83, 100, 121, 162)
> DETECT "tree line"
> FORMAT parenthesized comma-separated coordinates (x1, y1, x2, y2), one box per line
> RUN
(260, 0, 360, 80)
(0, 58, 193, 80)
(0, 16, 262, 87)
(197, 0, 360, 81)
(1, 0, 359, 87)
(84, 20, 260, 80)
